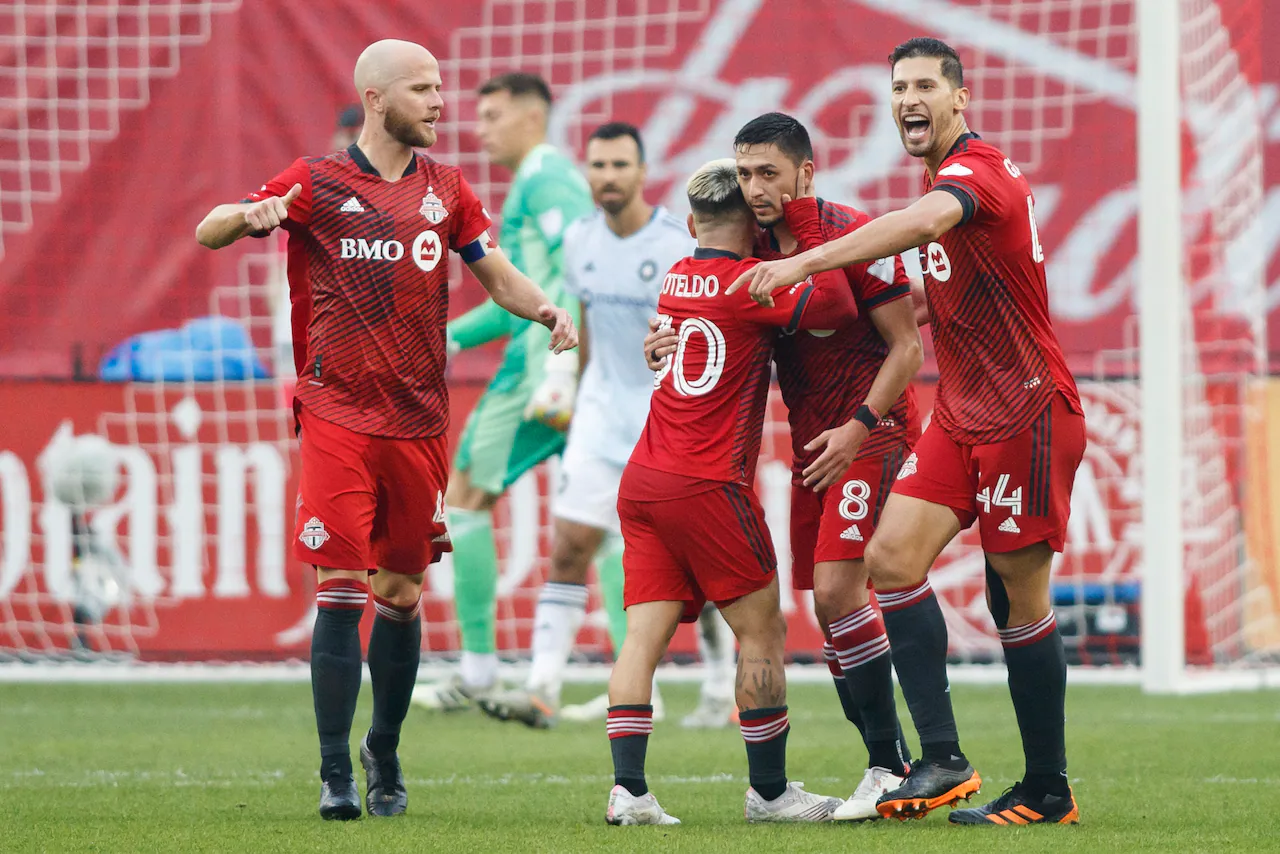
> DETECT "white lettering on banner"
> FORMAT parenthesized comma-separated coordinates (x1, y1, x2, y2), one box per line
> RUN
(168, 443, 204, 597)
(0, 451, 31, 598)
(214, 445, 288, 599)
(6, 424, 293, 603)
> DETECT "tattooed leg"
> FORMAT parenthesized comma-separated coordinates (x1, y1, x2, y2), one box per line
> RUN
(717, 576, 788, 712)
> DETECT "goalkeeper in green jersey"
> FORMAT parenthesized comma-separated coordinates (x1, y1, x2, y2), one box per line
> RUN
(415, 73, 594, 707)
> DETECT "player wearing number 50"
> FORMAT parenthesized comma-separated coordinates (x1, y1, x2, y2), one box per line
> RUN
(605, 160, 853, 826)
(194, 40, 576, 821)
(728, 38, 1085, 826)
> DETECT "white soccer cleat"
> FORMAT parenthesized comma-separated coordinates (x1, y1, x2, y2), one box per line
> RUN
(410, 675, 494, 712)
(744, 782, 844, 823)
(606, 784, 681, 826)
(560, 691, 611, 722)
(562, 685, 665, 723)
(832, 767, 904, 822)
(680, 694, 736, 729)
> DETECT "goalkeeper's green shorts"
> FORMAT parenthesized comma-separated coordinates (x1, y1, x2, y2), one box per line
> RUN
(454, 377, 566, 496)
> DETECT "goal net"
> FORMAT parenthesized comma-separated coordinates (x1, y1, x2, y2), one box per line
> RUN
(1, 0, 1275, 684)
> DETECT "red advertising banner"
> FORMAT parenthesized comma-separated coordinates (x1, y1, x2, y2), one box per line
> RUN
(0, 1, 1274, 378)
(3, 376, 1247, 665)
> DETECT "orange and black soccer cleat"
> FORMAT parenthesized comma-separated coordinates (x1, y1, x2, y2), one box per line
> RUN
(948, 782, 1079, 826)
(875, 759, 982, 820)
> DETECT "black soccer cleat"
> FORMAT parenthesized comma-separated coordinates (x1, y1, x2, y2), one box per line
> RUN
(360, 734, 408, 817)
(949, 782, 1079, 826)
(875, 759, 982, 820)
(319, 773, 362, 821)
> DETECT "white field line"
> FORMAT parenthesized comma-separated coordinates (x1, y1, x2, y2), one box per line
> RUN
(0, 662, 1148, 686)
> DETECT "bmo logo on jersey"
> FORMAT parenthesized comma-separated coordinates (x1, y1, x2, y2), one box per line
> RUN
(338, 231, 443, 272)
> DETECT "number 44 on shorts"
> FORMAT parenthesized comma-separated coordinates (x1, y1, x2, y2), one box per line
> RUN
(976, 474, 1022, 516)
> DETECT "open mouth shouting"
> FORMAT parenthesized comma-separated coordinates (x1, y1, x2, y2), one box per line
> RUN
(901, 113, 931, 143)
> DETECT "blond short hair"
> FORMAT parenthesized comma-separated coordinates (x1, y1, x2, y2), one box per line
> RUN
(686, 158, 748, 218)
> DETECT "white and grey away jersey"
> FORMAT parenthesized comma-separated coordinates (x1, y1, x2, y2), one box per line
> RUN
(562, 206, 695, 466)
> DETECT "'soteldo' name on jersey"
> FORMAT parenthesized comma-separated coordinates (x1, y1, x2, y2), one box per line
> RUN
(338, 231, 443, 273)
(662, 272, 720, 298)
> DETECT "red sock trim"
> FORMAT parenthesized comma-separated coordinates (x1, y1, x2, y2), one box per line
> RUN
(875, 578, 933, 612)
(373, 594, 421, 622)
(739, 707, 789, 743)
(822, 642, 844, 679)
(606, 706, 653, 739)
(999, 611, 1057, 648)
(316, 578, 369, 610)
(830, 604, 890, 668)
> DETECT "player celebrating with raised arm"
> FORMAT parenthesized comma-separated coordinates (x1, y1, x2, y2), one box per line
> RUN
(727, 38, 1085, 825)
(476, 123, 737, 730)
(606, 160, 852, 826)
(195, 40, 576, 821)
(415, 73, 595, 710)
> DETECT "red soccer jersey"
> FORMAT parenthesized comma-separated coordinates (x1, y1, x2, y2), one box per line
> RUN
(245, 144, 494, 438)
(624, 248, 857, 493)
(758, 199, 919, 479)
(922, 133, 1082, 444)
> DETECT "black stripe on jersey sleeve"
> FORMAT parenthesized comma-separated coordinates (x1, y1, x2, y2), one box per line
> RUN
(930, 182, 978, 226)
(784, 284, 817, 334)
(863, 283, 912, 310)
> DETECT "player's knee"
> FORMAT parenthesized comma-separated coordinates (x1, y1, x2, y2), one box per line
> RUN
(733, 608, 787, 652)
(864, 535, 921, 589)
(372, 571, 424, 608)
(812, 568, 869, 628)
(445, 471, 495, 511)
(549, 536, 594, 584)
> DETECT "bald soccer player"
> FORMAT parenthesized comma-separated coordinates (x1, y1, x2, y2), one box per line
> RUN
(196, 39, 577, 821)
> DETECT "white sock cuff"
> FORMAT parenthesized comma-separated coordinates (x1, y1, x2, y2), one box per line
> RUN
(539, 582, 590, 609)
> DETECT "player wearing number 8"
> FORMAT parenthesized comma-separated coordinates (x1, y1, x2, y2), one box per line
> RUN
(605, 159, 854, 825)
(727, 38, 1085, 826)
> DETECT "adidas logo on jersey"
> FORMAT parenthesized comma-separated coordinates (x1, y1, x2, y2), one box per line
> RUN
(840, 524, 864, 542)
(998, 517, 1022, 534)
(340, 197, 365, 213)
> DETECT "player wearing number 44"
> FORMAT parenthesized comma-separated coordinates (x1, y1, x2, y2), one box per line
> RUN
(605, 159, 856, 826)
(728, 38, 1086, 827)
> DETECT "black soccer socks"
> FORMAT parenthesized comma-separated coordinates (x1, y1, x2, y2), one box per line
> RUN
(607, 705, 654, 797)
(831, 606, 910, 774)
(1000, 612, 1070, 798)
(366, 594, 423, 757)
(312, 579, 368, 779)
(740, 706, 790, 801)
(879, 579, 967, 769)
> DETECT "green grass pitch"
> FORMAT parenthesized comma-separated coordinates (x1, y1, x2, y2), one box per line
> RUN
(3, 680, 1278, 852)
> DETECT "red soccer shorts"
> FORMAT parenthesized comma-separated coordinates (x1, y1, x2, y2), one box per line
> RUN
(789, 448, 907, 590)
(891, 393, 1086, 553)
(619, 478, 776, 621)
(293, 405, 452, 574)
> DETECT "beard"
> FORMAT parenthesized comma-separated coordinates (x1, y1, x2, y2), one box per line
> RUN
(754, 210, 782, 229)
(384, 105, 434, 148)
(599, 196, 628, 216)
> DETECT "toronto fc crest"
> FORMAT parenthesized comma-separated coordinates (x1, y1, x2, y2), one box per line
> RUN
(419, 188, 448, 224)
